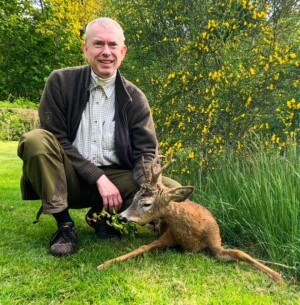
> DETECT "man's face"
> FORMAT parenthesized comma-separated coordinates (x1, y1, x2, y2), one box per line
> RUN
(82, 23, 127, 79)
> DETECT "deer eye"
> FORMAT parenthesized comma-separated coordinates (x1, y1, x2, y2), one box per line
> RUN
(142, 203, 152, 208)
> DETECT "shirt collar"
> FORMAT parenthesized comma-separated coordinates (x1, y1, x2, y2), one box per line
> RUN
(90, 70, 116, 98)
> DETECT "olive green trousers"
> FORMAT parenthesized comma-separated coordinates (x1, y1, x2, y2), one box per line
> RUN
(18, 129, 180, 215)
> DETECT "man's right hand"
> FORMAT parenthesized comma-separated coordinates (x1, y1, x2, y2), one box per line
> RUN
(96, 175, 123, 213)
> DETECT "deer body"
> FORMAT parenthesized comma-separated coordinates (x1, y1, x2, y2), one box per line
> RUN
(97, 156, 284, 285)
(161, 201, 221, 253)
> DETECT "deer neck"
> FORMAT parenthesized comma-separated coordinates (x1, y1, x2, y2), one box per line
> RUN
(158, 201, 181, 224)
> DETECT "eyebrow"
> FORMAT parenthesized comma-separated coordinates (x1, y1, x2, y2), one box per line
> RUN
(91, 39, 120, 45)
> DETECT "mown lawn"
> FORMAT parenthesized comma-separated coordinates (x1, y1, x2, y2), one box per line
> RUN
(0, 141, 299, 305)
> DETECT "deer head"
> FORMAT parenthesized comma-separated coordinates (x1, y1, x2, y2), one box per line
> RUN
(120, 154, 194, 225)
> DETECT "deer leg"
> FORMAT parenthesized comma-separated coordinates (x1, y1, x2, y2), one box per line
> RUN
(212, 247, 284, 285)
(97, 230, 176, 270)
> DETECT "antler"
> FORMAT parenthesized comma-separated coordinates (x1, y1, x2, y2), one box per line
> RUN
(141, 156, 151, 183)
(149, 152, 175, 187)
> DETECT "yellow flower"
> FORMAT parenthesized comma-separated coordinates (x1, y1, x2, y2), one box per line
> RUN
(181, 74, 188, 83)
(250, 68, 256, 75)
(237, 141, 242, 150)
(202, 31, 208, 39)
(176, 142, 182, 149)
(178, 122, 185, 129)
(202, 125, 208, 135)
(274, 73, 280, 80)
(168, 72, 176, 79)
(287, 98, 296, 109)
(245, 96, 252, 107)
(207, 19, 218, 30)
(188, 152, 195, 159)
(271, 134, 280, 144)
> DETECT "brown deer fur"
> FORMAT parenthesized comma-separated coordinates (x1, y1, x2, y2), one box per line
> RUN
(97, 156, 284, 285)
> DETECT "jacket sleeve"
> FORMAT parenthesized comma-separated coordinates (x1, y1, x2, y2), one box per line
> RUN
(126, 86, 159, 186)
(39, 69, 105, 184)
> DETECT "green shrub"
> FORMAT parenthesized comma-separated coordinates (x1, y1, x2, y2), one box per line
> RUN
(0, 97, 38, 109)
(0, 100, 39, 140)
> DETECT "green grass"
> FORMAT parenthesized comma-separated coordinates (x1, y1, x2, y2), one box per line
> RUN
(185, 145, 300, 279)
(0, 141, 299, 305)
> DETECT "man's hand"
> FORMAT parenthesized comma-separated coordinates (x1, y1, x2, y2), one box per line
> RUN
(96, 175, 123, 213)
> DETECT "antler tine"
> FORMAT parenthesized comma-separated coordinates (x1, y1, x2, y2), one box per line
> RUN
(149, 152, 175, 186)
(160, 151, 175, 172)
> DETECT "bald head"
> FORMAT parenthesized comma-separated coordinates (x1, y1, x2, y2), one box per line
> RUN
(85, 17, 125, 44)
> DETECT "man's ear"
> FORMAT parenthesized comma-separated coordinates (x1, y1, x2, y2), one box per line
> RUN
(162, 186, 194, 203)
(82, 42, 88, 59)
(121, 44, 128, 59)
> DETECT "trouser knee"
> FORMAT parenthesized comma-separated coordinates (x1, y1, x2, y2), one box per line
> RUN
(18, 129, 61, 160)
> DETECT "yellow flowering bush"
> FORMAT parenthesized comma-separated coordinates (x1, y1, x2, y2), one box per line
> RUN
(106, 0, 299, 171)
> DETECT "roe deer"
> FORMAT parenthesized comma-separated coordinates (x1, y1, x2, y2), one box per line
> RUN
(97, 155, 284, 285)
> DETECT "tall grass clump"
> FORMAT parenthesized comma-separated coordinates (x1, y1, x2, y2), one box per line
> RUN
(177, 142, 299, 279)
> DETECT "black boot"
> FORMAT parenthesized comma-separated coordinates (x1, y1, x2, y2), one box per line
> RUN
(50, 222, 77, 256)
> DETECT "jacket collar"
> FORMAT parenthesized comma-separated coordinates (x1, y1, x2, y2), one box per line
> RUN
(115, 70, 132, 106)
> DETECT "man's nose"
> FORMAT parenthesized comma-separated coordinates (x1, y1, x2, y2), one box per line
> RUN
(102, 44, 111, 56)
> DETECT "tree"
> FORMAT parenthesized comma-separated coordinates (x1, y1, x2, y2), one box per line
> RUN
(0, 0, 102, 102)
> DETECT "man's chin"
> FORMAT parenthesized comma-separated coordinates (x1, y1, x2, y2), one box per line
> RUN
(101, 66, 117, 76)
(93, 68, 115, 79)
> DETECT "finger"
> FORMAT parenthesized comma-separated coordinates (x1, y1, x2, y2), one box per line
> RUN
(102, 197, 109, 211)
(107, 196, 117, 213)
(111, 194, 123, 212)
(115, 195, 123, 211)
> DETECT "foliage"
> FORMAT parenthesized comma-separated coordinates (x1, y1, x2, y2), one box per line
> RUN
(0, 0, 102, 102)
(0, 98, 39, 140)
(1, 1, 299, 172)
(99, 208, 138, 237)
(105, 0, 299, 171)
(0, 108, 39, 141)
(0, 97, 38, 109)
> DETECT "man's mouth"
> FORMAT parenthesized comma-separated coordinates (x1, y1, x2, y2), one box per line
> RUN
(100, 60, 113, 64)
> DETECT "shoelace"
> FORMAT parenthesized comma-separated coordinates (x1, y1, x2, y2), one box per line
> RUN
(59, 226, 76, 243)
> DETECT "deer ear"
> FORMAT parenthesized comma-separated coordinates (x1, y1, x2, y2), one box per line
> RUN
(163, 186, 194, 202)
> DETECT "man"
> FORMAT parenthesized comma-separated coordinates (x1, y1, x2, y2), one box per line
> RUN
(17, 17, 180, 256)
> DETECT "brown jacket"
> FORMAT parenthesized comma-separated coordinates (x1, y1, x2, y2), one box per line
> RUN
(39, 65, 158, 186)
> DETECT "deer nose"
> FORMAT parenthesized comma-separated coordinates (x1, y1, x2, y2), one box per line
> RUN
(118, 215, 128, 223)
